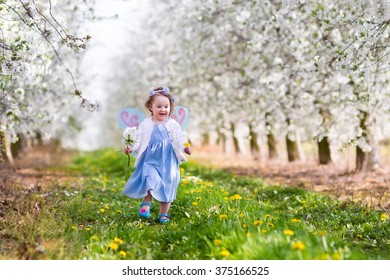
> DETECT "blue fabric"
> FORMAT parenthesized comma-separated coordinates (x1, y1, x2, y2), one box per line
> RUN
(122, 124, 180, 203)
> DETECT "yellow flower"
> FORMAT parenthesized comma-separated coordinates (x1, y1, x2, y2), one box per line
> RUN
(246, 232, 252, 237)
(380, 213, 388, 221)
(85, 227, 91, 231)
(219, 214, 228, 220)
(114, 237, 123, 244)
(100, 208, 105, 213)
(109, 242, 119, 250)
(242, 223, 247, 228)
(120, 250, 127, 257)
(191, 201, 198, 206)
(116, 210, 122, 213)
(223, 197, 229, 201)
(332, 252, 341, 260)
(220, 249, 231, 257)
(213, 239, 222, 246)
(264, 214, 271, 219)
(291, 241, 305, 250)
(196, 196, 202, 200)
(184, 142, 191, 148)
(239, 213, 245, 218)
(229, 194, 242, 200)
(71, 225, 77, 230)
(261, 229, 267, 234)
(91, 235, 99, 241)
(284, 229, 294, 236)
(291, 218, 301, 223)
(253, 220, 263, 226)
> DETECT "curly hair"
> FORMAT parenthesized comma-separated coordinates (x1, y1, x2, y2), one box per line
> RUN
(145, 87, 175, 115)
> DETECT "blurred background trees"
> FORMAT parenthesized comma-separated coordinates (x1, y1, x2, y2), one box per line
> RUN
(2, 0, 390, 173)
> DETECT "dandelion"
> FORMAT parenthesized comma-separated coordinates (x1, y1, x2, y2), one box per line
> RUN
(109, 242, 119, 250)
(261, 229, 267, 234)
(220, 249, 231, 257)
(114, 237, 123, 244)
(122, 126, 141, 166)
(380, 213, 388, 221)
(239, 213, 245, 218)
(291, 241, 305, 250)
(219, 214, 228, 220)
(91, 235, 99, 241)
(85, 227, 91, 231)
(71, 226, 77, 230)
(213, 239, 222, 246)
(284, 229, 294, 236)
(196, 196, 202, 200)
(291, 218, 301, 223)
(192, 201, 198, 206)
(116, 210, 122, 214)
(246, 232, 252, 237)
(229, 194, 242, 201)
(223, 197, 229, 201)
(120, 250, 127, 257)
(318, 230, 327, 236)
(100, 208, 105, 213)
(264, 214, 271, 219)
(332, 252, 341, 260)
(253, 220, 263, 226)
(242, 224, 247, 228)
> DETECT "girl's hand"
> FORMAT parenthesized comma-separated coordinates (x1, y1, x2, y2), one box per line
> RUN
(184, 147, 192, 155)
(124, 146, 132, 155)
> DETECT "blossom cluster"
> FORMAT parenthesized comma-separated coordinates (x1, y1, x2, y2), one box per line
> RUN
(122, 127, 141, 147)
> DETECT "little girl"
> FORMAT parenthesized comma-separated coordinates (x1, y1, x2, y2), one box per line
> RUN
(122, 86, 192, 224)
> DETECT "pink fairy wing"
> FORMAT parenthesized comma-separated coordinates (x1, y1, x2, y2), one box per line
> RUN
(172, 106, 190, 130)
(117, 108, 146, 129)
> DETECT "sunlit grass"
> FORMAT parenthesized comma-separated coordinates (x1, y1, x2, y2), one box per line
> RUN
(0, 148, 389, 260)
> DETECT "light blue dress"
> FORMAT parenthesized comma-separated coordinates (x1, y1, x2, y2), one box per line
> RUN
(122, 124, 180, 203)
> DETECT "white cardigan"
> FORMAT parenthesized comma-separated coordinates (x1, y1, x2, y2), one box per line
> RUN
(131, 117, 188, 167)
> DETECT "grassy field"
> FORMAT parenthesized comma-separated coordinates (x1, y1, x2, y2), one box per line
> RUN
(0, 148, 389, 260)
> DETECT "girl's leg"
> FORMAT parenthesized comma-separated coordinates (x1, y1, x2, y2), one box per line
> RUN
(140, 191, 153, 212)
(159, 202, 171, 221)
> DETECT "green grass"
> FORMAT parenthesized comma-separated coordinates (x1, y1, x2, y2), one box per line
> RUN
(0, 148, 389, 260)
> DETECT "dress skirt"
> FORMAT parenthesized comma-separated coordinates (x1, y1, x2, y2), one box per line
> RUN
(122, 124, 180, 203)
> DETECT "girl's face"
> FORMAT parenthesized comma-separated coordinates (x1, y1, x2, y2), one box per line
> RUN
(151, 95, 170, 122)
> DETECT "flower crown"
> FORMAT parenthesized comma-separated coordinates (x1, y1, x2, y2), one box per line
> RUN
(149, 86, 175, 102)
(149, 86, 170, 96)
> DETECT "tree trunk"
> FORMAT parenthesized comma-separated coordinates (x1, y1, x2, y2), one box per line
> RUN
(267, 132, 278, 159)
(202, 132, 210, 146)
(248, 123, 260, 159)
(355, 145, 365, 172)
(230, 122, 240, 154)
(216, 128, 227, 153)
(0, 130, 6, 163)
(0, 131, 15, 165)
(355, 111, 381, 172)
(318, 136, 332, 165)
(286, 134, 300, 162)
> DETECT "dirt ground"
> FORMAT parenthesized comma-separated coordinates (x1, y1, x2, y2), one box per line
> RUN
(191, 145, 390, 210)
(2, 144, 389, 210)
